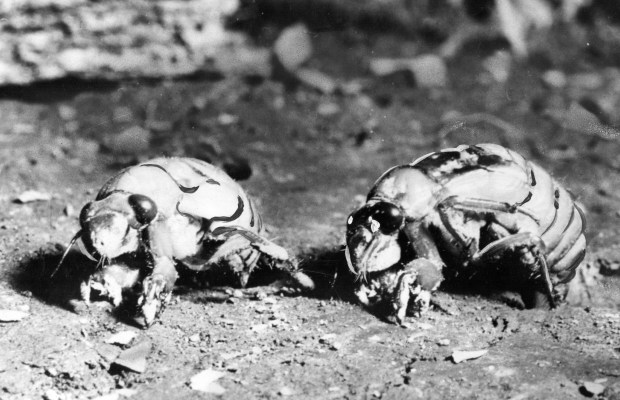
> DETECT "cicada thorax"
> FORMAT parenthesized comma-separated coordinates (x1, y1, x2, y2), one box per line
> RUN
(87, 158, 265, 264)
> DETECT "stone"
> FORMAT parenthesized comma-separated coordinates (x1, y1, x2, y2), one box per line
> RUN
(106, 331, 138, 346)
(542, 70, 567, 89)
(15, 191, 52, 204)
(369, 55, 447, 87)
(273, 23, 312, 71)
(0, 310, 28, 322)
(105, 126, 152, 155)
(112, 340, 151, 373)
(451, 349, 488, 363)
(190, 369, 226, 394)
(582, 381, 606, 397)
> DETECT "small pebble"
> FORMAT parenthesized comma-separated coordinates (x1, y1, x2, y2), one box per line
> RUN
(63, 204, 75, 217)
(317, 102, 341, 116)
(105, 126, 152, 155)
(542, 70, 567, 88)
(58, 105, 77, 120)
(368, 335, 382, 343)
(190, 369, 226, 394)
(295, 68, 338, 94)
(279, 387, 295, 396)
(0, 309, 28, 322)
(582, 381, 606, 396)
(112, 340, 151, 373)
(43, 389, 61, 400)
(106, 331, 138, 346)
(451, 349, 488, 364)
(218, 113, 238, 126)
(273, 23, 312, 71)
(15, 190, 51, 204)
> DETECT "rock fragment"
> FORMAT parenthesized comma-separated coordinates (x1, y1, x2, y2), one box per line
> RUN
(273, 23, 312, 71)
(106, 331, 138, 346)
(370, 54, 447, 87)
(450, 349, 488, 364)
(15, 190, 52, 204)
(0, 309, 28, 322)
(295, 68, 338, 93)
(112, 340, 151, 373)
(581, 381, 606, 397)
(483, 51, 512, 83)
(190, 369, 226, 394)
(542, 70, 567, 89)
(279, 387, 295, 396)
(105, 126, 152, 156)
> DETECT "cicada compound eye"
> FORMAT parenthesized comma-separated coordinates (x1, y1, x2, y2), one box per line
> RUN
(370, 201, 404, 234)
(128, 194, 158, 226)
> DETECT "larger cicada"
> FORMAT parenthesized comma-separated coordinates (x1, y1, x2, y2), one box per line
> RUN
(345, 143, 586, 324)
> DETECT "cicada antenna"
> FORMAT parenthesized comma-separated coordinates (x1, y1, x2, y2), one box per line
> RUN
(50, 230, 82, 278)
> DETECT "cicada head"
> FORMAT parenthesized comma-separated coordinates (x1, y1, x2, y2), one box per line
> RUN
(79, 192, 158, 259)
(345, 200, 405, 276)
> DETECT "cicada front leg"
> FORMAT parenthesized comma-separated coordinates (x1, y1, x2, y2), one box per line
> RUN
(390, 258, 443, 324)
(138, 256, 178, 326)
(391, 222, 445, 323)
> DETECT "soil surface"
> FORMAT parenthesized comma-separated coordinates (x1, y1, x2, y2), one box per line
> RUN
(1, 24, 620, 400)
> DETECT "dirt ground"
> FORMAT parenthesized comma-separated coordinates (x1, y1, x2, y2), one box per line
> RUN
(1, 20, 620, 400)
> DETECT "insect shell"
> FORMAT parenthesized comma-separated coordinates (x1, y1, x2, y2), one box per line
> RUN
(59, 157, 312, 326)
(345, 143, 586, 324)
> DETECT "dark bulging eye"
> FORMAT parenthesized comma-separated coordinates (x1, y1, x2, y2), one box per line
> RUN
(128, 194, 158, 226)
(370, 201, 404, 234)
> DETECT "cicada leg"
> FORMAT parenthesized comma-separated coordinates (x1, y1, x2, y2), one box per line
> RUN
(204, 227, 315, 291)
(469, 231, 554, 308)
(138, 256, 178, 326)
(88, 263, 141, 307)
(436, 196, 555, 309)
(394, 258, 444, 324)
(384, 222, 446, 324)
(392, 270, 417, 325)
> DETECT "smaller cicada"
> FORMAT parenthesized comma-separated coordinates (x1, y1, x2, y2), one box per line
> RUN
(56, 157, 313, 325)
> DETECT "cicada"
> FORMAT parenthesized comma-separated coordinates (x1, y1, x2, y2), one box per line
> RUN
(56, 157, 313, 325)
(345, 144, 586, 324)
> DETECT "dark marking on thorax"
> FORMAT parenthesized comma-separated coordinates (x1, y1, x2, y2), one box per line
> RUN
(141, 163, 220, 193)
(413, 145, 507, 182)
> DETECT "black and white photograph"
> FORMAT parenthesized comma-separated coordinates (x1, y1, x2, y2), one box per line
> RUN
(0, 0, 619, 398)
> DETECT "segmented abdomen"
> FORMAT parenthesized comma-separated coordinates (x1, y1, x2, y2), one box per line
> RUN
(522, 164, 586, 284)
(415, 144, 586, 283)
